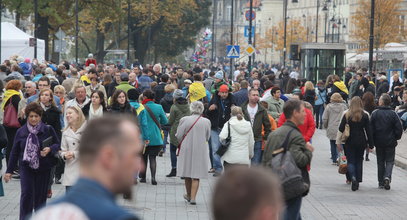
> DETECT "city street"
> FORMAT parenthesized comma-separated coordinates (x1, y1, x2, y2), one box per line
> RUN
(1, 129, 407, 220)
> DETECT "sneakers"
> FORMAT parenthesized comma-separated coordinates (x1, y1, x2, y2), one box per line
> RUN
(183, 194, 190, 202)
(166, 168, 176, 177)
(383, 178, 391, 190)
(139, 178, 146, 183)
(158, 150, 164, 157)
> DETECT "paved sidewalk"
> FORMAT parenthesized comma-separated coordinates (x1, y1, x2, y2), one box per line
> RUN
(2, 129, 407, 219)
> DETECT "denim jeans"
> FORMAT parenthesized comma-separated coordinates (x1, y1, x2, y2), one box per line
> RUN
(251, 141, 263, 165)
(314, 104, 324, 128)
(208, 137, 214, 169)
(344, 145, 364, 182)
(376, 147, 395, 185)
(211, 129, 223, 173)
(284, 196, 303, 220)
(329, 140, 338, 163)
(169, 144, 177, 169)
(163, 129, 169, 152)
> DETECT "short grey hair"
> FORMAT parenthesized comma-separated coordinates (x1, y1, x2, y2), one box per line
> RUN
(25, 81, 36, 88)
(190, 101, 204, 115)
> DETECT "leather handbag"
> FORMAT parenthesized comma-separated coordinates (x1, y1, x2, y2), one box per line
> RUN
(216, 122, 231, 157)
(3, 102, 21, 128)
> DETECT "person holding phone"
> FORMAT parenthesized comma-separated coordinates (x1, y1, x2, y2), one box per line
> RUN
(4, 102, 61, 220)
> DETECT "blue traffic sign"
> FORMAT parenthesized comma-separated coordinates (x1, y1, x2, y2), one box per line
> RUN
(226, 45, 240, 58)
(244, 26, 255, 38)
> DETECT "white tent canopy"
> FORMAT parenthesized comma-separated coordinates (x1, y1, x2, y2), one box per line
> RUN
(1, 22, 45, 62)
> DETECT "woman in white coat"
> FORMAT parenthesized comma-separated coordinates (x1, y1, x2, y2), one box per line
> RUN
(60, 105, 86, 191)
(219, 106, 254, 170)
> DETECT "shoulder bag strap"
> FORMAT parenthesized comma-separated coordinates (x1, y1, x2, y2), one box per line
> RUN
(144, 105, 161, 130)
(227, 121, 231, 139)
(177, 115, 202, 156)
(281, 129, 295, 152)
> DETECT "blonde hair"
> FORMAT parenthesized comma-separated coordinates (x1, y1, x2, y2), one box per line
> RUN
(64, 106, 86, 131)
(346, 96, 364, 122)
(304, 81, 314, 91)
(231, 106, 244, 120)
(164, 84, 176, 93)
(54, 85, 66, 95)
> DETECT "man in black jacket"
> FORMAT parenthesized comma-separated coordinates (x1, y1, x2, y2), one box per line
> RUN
(206, 84, 235, 176)
(371, 94, 403, 190)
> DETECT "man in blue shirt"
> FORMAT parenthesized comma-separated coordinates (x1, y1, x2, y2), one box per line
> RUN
(32, 116, 142, 220)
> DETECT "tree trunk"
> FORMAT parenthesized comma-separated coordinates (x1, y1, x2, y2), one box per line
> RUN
(95, 28, 106, 64)
(37, 14, 49, 60)
(15, 12, 21, 28)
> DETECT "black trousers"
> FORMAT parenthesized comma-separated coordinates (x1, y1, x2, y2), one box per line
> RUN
(19, 166, 50, 220)
(376, 147, 396, 185)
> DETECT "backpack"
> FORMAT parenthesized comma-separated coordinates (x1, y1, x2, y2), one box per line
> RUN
(269, 129, 309, 201)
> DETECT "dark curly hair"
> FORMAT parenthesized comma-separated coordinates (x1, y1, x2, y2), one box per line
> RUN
(25, 102, 44, 118)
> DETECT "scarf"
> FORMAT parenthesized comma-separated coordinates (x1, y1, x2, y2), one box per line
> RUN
(89, 104, 103, 120)
(2, 89, 22, 110)
(23, 122, 43, 170)
(142, 99, 154, 105)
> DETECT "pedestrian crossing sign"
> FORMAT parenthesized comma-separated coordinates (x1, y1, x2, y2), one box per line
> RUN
(226, 45, 240, 58)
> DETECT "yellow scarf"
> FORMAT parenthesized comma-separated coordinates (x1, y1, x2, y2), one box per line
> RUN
(369, 81, 375, 86)
(2, 89, 22, 110)
(333, 81, 349, 95)
(136, 104, 145, 115)
(189, 82, 207, 102)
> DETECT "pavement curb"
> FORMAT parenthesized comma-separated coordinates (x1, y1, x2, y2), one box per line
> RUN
(395, 154, 407, 170)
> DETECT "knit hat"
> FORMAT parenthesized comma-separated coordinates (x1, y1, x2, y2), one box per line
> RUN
(173, 89, 184, 100)
(215, 71, 223, 79)
(184, 79, 192, 84)
(88, 53, 94, 58)
(292, 88, 301, 95)
(219, 84, 229, 93)
(24, 58, 30, 63)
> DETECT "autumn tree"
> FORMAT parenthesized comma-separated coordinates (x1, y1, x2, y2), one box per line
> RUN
(275, 19, 307, 51)
(352, 0, 403, 51)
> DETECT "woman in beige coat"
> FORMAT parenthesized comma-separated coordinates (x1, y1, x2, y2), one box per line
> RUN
(322, 93, 348, 164)
(176, 101, 211, 205)
(60, 106, 86, 191)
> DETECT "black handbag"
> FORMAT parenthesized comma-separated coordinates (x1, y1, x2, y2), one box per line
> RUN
(216, 122, 231, 157)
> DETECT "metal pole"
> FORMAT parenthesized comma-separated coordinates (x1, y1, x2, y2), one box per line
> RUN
(75, 0, 78, 64)
(147, 0, 152, 63)
(368, 0, 375, 76)
(0, 0, 2, 61)
(34, 0, 38, 59)
(324, 12, 327, 43)
(283, 0, 288, 67)
(127, 0, 131, 67)
(211, 0, 216, 62)
(316, 0, 319, 43)
(248, 0, 253, 72)
(331, 23, 334, 43)
(229, 0, 233, 81)
(338, 24, 340, 43)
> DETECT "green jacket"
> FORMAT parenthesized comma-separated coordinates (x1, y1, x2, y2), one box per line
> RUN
(262, 121, 312, 170)
(264, 96, 284, 120)
(241, 102, 271, 142)
(116, 81, 134, 93)
(168, 102, 190, 146)
(210, 81, 232, 94)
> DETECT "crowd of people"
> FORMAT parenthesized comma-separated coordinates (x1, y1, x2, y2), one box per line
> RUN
(0, 54, 406, 219)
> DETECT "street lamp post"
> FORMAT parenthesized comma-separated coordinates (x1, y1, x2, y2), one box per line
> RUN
(34, 0, 38, 59)
(316, 0, 320, 42)
(368, 0, 375, 75)
(283, 0, 288, 67)
(248, 0, 253, 72)
(229, 0, 234, 81)
(127, 0, 131, 67)
(75, 0, 78, 64)
(211, 0, 217, 62)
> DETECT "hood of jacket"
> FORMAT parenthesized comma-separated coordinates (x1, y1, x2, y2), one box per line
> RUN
(174, 102, 190, 114)
(329, 102, 347, 113)
(229, 117, 252, 134)
(334, 81, 349, 94)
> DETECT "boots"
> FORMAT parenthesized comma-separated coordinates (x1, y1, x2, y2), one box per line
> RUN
(166, 168, 177, 177)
